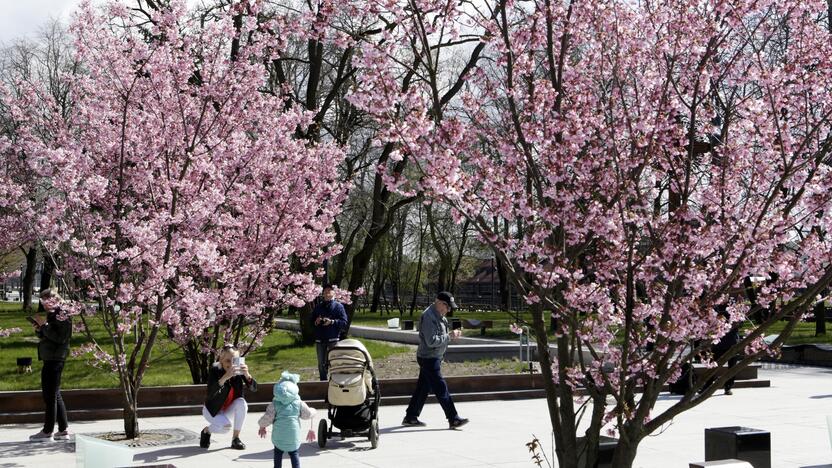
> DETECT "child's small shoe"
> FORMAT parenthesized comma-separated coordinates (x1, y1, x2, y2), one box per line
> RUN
(53, 430, 71, 441)
(231, 437, 245, 450)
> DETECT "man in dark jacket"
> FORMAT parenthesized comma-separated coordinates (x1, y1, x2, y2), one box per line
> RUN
(200, 345, 258, 449)
(702, 304, 742, 396)
(311, 284, 347, 380)
(29, 288, 72, 442)
(402, 291, 469, 429)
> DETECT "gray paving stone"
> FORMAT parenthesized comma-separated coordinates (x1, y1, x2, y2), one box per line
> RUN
(1, 364, 831, 467)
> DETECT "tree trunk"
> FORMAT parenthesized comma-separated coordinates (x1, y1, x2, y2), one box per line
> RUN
(370, 262, 384, 315)
(122, 384, 139, 439)
(37, 254, 55, 313)
(449, 219, 471, 295)
(21, 246, 37, 313)
(815, 300, 827, 336)
(610, 429, 639, 468)
(294, 303, 316, 343)
(183, 339, 212, 384)
(410, 211, 426, 317)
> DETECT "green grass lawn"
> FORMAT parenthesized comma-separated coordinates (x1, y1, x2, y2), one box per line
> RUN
(749, 320, 832, 345)
(352, 306, 832, 344)
(0, 302, 408, 391)
(351, 307, 539, 340)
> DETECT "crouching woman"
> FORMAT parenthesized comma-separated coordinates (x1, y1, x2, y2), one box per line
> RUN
(200, 344, 257, 450)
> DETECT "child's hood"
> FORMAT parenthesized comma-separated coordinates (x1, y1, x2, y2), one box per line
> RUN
(273, 371, 300, 404)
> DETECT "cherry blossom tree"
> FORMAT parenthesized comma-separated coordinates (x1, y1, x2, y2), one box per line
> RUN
(3, 0, 344, 437)
(352, 0, 832, 466)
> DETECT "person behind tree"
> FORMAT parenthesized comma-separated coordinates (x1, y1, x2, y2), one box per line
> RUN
(311, 284, 347, 380)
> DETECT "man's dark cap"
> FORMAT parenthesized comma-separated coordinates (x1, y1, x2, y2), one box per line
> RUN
(436, 291, 458, 309)
(322, 284, 334, 291)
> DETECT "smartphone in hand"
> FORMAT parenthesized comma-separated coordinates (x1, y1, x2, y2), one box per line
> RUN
(26, 316, 41, 327)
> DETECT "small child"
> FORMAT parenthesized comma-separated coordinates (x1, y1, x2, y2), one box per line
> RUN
(258, 371, 317, 468)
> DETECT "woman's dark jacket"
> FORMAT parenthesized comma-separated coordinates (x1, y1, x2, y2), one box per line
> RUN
(204, 363, 258, 417)
(37, 310, 72, 362)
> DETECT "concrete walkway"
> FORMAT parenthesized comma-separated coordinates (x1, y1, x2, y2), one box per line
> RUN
(2, 365, 831, 467)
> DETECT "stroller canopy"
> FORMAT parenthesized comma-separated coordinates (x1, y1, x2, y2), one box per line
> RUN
(327, 339, 375, 406)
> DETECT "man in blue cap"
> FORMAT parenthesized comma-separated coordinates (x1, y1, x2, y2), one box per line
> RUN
(402, 291, 469, 429)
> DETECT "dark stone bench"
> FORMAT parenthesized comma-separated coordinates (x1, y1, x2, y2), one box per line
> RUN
(461, 319, 494, 336)
(705, 426, 770, 468)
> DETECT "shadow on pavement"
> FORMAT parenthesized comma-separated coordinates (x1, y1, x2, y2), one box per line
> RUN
(0, 440, 75, 460)
(379, 426, 450, 434)
(236, 444, 324, 461)
(809, 394, 832, 399)
(133, 445, 213, 464)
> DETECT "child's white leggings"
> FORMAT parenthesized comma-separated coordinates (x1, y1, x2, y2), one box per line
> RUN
(202, 398, 248, 433)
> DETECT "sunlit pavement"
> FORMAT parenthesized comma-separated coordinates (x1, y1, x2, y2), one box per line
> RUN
(1, 365, 831, 467)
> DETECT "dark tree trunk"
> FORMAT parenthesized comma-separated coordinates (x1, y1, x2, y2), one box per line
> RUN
(37, 254, 56, 313)
(449, 219, 470, 295)
(370, 262, 384, 315)
(122, 384, 139, 439)
(610, 429, 639, 468)
(410, 209, 427, 317)
(183, 339, 212, 384)
(294, 303, 316, 343)
(815, 300, 827, 336)
(496, 256, 509, 311)
(21, 246, 37, 313)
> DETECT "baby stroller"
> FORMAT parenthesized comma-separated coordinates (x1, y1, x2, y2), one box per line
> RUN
(318, 338, 381, 449)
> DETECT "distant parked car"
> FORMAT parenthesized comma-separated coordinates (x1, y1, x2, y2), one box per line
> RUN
(6, 291, 21, 301)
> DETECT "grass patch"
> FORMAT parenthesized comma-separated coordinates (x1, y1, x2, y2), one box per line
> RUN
(351, 307, 544, 340)
(0, 302, 408, 391)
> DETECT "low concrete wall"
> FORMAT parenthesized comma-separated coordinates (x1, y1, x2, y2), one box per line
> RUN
(0, 374, 547, 425)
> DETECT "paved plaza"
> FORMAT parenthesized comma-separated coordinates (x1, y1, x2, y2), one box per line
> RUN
(2, 365, 832, 467)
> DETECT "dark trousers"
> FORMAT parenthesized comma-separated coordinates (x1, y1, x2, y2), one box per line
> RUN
(316, 341, 336, 381)
(41, 360, 68, 433)
(405, 357, 458, 421)
(274, 448, 300, 468)
(708, 349, 741, 391)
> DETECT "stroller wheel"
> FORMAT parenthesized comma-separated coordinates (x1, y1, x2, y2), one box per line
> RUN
(369, 418, 379, 449)
(318, 419, 328, 448)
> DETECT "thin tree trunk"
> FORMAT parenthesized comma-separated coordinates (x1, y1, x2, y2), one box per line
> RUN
(409, 208, 427, 317)
(37, 252, 55, 313)
(122, 383, 139, 438)
(815, 300, 827, 336)
(449, 219, 471, 294)
(21, 246, 37, 313)
(370, 261, 384, 315)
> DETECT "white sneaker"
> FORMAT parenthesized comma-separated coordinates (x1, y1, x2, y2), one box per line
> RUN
(53, 430, 71, 441)
(29, 431, 53, 442)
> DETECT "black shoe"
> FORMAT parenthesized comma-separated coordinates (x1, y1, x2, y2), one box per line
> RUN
(231, 437, 245, 450)
(724, 389, 733, 395)
(449, 417, 469, 429)
(199, 429, 210, 448)
(401, 416, 426, 427)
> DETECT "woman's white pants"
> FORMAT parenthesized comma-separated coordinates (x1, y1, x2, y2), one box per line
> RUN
(202, 398, 248, 433)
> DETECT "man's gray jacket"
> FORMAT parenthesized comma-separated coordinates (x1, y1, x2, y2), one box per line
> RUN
(417, 304, 450, 359)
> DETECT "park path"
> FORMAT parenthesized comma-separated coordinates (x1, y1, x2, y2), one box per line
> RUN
(1, 365, 831, 467)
